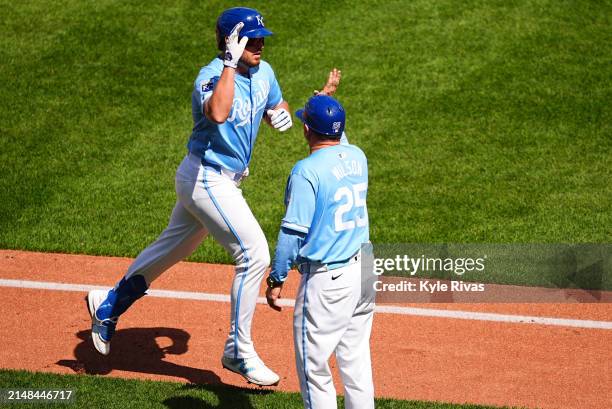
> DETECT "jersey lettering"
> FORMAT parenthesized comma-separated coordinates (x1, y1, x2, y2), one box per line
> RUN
(333, 182, 368, 232)
(227, 79, 270, 127)
(332, 160, 363, 181)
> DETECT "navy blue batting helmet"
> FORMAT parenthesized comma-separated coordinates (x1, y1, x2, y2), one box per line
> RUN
(217, 7, 273, 38)
(295, 95, 346, 138)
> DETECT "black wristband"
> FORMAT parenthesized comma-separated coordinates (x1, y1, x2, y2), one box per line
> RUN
(266, 276, 283, 289)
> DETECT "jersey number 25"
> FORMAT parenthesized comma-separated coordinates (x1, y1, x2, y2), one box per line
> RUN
(334, 183, 368, 232)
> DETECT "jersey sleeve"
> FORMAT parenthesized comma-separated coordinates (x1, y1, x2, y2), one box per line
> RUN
(194, 71, 220, 110)
(281, 173, 316, 234)
(265, 67, 283, 110)
(269, 227, 305, 282)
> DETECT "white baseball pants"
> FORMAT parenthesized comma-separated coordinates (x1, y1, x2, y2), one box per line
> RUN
(294, 257, 375, 409)
(125, 153, 269, 359)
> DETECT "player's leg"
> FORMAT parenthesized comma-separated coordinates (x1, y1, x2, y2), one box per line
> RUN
(122, 154, 212, 284)
(334, 263, 375, 409)
(293, 266, 357, 409)
(183, 167, 275, 384)
(87, 199, 207, 355)
(87, 154, 210, 355)
(124, 204, 208, 284)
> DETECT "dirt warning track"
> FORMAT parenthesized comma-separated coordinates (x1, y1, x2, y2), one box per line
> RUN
(0, 250, 610, 409)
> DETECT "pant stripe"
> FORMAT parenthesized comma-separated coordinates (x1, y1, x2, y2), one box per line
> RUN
(203, 168, 249, 359)
(302, 270, 313, 409)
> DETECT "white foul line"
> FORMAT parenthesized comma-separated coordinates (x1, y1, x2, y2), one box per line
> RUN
(1, 278, 610, 330)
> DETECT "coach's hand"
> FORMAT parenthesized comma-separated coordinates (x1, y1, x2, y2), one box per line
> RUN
(314, 68, 342, 96)
(224, 22, 248, 69)
(266, 285, 284, 312)
(266, 108, 293, 132)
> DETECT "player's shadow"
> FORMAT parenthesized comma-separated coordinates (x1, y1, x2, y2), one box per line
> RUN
(57, 328, 219, 384)
(56, 328, 272, 408)
(164, 384, 273, 409)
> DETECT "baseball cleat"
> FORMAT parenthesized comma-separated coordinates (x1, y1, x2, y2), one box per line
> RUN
(221, 355, 280, 386)
(85, 290, 116, 356)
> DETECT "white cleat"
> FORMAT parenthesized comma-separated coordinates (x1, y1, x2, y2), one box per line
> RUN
(221, 355, 280, 386)
(85, 289, 115, 356)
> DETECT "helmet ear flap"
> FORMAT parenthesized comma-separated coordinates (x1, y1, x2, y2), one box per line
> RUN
(215, 26, 225, 51)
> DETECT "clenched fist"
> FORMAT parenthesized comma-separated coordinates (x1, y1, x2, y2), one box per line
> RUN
(266, 108, 293, 132)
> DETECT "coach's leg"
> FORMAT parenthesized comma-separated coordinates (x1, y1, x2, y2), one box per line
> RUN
(294, 267, 356, 409)
(335, 309, 374, 409)
(334, 263, 375, 409)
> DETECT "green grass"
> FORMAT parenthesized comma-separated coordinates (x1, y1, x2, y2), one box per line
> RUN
(1, 1, 610, 266)
(0, 369, 512, 409)
(0, 3, 605, 406)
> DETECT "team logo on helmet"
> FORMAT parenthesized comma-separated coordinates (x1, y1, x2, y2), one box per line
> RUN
(256, 15, 264, 26)
(332, 121, 342, 133)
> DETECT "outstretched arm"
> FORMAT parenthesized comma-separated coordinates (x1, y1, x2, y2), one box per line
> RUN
(315, 68, 349, 143)
(314, 68, 342, 97)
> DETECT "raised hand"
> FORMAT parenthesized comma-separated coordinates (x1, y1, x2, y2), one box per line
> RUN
(223, 22, 248, 68)
(314, 68, 342, 96)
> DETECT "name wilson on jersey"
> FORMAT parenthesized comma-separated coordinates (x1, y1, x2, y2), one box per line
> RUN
(332, 159, 364, 181)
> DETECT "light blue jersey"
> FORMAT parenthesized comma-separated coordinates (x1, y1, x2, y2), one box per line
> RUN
(282, 143, 369, 265)
(188, 57, 283, 173)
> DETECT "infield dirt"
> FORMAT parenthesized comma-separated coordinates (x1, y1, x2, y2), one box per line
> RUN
(0, 250, 610, 409)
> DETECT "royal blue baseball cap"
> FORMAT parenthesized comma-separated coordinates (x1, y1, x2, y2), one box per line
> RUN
(295, 95, 346, 137)
(217, 7, 273, 38)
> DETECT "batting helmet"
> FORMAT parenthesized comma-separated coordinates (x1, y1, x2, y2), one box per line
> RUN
(295, 95, 346, 138)
(217, 7, 273, 39)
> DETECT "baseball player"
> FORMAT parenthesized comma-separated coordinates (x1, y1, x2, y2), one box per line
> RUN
(85, 7, 292, 386)
(265, 94, 375, 409)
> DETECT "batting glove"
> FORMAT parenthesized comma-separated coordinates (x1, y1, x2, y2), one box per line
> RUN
(224, 22, 248, 69)
(267, 108, 293, 132)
